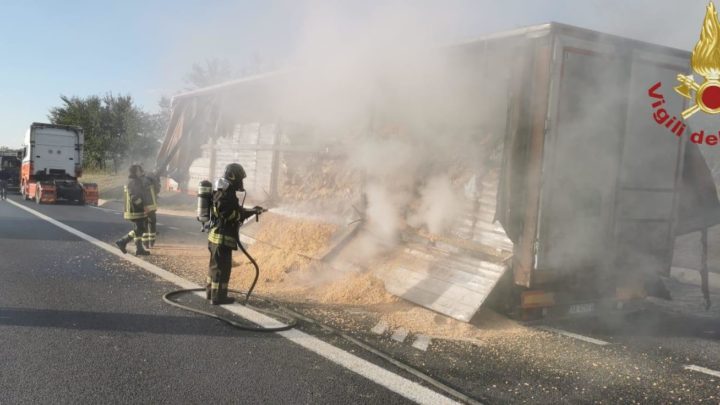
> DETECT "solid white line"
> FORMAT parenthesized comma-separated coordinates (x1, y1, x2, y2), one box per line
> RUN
(537, 326, 610, 346)
(684, 364, 720, 378)
(9, 200, 195, 289)
(168, 226, 179, 230)
(7, 199, 457, 405)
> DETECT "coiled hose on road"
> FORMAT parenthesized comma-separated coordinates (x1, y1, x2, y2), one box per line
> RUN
(162, 237, 297, 332)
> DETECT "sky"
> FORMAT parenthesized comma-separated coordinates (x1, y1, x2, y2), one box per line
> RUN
(0, 0, 715, 148)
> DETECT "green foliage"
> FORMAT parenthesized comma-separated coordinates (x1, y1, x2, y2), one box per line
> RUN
(48, 94, 165, 171)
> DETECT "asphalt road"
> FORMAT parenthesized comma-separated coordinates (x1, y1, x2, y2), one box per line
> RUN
(0, 196, 423, 404)
(3, 194, 720, 404)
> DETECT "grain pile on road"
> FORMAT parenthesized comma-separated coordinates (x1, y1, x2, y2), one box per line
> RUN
(147, 210, 528, 345)
(381, 305, 532, 343)
(228, 213, 398, 305)
(317, 271, 398, 305)
(146, 244, 208, 284)
(229, 212, 337, 296)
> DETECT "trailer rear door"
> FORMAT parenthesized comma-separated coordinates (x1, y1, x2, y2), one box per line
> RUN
(537, 38, 628, 276)
(612, 52, 687, 277)
(537, 34, 688, 286)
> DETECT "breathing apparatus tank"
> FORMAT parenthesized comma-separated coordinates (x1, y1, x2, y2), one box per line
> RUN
(196, 180, 212, 229)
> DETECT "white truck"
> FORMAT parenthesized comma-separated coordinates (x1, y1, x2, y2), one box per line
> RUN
(20, 123, 98, 205)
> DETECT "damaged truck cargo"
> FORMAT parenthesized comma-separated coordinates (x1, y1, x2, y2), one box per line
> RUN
(156, 22, 720, 322)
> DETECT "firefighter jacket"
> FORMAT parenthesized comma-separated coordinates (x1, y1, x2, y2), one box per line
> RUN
(123, 177, 147, 220)
(142, 175, 160, 213)
(207, 187, 255, 249)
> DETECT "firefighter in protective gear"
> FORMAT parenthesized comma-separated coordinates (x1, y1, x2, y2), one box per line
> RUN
(207, 163, 263, 305)
(142, 171, 160, 249)
(115, 164, 150, 256)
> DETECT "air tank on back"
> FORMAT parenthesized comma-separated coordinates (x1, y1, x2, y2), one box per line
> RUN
(196, 180, 212, 229)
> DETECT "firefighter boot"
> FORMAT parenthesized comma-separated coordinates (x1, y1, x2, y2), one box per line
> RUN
(115, 236, 131, 254)
(135, 240, 150, 256)
(211, 284, 235, 305)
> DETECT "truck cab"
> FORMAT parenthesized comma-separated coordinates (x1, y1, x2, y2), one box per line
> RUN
(21, 123, 98, 205)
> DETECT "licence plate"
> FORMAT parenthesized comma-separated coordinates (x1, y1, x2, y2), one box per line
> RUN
(568, 303, 595, 315)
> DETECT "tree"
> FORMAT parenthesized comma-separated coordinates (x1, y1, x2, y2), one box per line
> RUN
(183, 58, 235, 90)
(48, 94, 159, 171)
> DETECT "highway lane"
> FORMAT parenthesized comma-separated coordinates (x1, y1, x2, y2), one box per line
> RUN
(5, 195, 720, 403)
(0, 197, 426, 404)
(543, 281, 720, 376)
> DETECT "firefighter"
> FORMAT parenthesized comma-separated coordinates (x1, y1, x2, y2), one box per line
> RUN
(142, 171, 160, 249)
(115, 164, 150, 256)
(207, 163, 263, 305)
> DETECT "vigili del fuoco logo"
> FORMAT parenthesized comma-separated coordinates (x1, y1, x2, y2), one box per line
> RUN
(649, 1, 720, 146)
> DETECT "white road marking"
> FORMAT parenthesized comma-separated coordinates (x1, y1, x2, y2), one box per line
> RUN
(412, 335, 432, 351)
(684, 364, 720, 378)
(391, 327, 409, 343)
(371, 321, 388, 335)
(8, 199, 458, 405)
(537, 326, 610, 346)
(156, 222, 164, 226)
(168, 226, 179, 230)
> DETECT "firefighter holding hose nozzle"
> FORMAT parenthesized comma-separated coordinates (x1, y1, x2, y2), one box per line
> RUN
(115, 164, 150, 256)
(203, 163, 264, 305)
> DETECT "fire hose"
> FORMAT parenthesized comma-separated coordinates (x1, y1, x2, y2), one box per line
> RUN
(157, 190, 481, 402)
(162, 210, 297, 332)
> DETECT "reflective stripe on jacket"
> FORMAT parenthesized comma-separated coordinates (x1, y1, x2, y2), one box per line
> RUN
(207, 187, 254, 249)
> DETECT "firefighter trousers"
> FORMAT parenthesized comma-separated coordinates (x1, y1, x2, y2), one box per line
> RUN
(143, 211, 157, 247)
(207, 243, 233, 302)
(126, 220, 147, 244)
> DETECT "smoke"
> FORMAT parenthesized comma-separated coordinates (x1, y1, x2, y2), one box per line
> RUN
(408, 175, 463, 235)
(251, 2, 494, 254)
(365, 183, 405, 244)
(166, 0, 720, 287)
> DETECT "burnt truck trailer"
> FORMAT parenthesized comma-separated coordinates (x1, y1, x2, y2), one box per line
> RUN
(156, 23, 720, 321)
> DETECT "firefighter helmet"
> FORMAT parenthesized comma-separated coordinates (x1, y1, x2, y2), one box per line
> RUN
(223, 163, 247, 191)
(129, 164, 144, 179)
